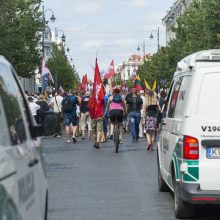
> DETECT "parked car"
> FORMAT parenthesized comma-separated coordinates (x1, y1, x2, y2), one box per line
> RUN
(0, 56, 60, 220)
(157, 49, 220, 219)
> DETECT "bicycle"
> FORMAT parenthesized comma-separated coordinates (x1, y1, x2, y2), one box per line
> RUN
(113, 121, 120, 153)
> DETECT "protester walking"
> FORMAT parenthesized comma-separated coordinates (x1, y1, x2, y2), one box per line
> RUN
(80, 91, 92, 140)
(36, 94, 49, 124)
(157, 90, 167, 132)
(62, 91, 79, 143)
(49, 91, 63, 137)
(143, 91, 158, 151)
(125, 88, 143, 142)
(28, 96, 40, 122)
(139, 90, 146, 138)
(88, 59, 105, 149)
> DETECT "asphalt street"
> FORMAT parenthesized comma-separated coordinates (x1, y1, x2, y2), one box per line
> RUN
(42, 134, 220, 220)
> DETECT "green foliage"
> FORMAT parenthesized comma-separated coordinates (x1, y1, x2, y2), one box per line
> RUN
(47, 45, 80, 91)
(0, 0, 42, 77)
(137, 0, 220, 85)
(126, 78, 134, 88)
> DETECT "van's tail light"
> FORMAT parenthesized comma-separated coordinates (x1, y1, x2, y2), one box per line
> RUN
(183, 136, 199, 160)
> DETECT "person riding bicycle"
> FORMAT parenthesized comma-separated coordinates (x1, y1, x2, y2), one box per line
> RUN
(105, 85, 126, 143)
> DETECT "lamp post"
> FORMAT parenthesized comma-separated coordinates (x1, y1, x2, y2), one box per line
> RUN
(137, 41, 146, 63)
(55, 28, 66, 46)
(42, 6, 56, 58)
(149, 27, 160, 52)
(42, 6, 56, 92)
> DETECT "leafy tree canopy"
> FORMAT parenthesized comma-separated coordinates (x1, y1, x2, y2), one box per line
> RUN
(137, 0, 220, 87)
(0, 0, 42, 77)
(47, 45, 80, 91)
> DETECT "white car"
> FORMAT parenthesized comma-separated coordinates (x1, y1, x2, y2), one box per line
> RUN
(0, 56, 60, 220)
(157, 49, 220, 219)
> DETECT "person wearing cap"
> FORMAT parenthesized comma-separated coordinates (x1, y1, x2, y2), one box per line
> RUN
(28, 96, 40, 122)
(139, 90, 146, 138)
(80, 91, 91, 140)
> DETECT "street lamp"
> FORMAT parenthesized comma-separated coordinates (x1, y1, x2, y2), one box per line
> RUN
(41, 6, 56, 92)
(137, 41, 146, 63)
(149, 27, 160, 52)
(56, 29, 66, 43)
(42, 6, 56, 58)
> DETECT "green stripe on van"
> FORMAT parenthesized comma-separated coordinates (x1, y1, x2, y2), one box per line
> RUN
(173, 139, 199, 183)
(183, 160, 199, 182)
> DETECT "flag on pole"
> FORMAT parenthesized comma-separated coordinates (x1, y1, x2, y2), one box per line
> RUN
(81, 74, 88, 91)
(144, 79, 151, 91)
(103, 59, 116, 79)
(152, 80, 157, 91)
(41, 58, 54, 84)
(88, 59, 105, 119)
(135, 75, 143, 91)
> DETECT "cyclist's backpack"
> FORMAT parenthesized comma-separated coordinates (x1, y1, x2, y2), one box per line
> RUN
(112, 93, 122, 103)
(62, 96, 72, 113)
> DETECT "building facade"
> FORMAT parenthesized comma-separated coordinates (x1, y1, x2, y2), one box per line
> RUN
(116, 54, 151, 81)
(162, 0, 191, 43)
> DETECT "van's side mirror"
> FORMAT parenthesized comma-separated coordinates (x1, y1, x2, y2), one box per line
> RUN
(30, 112, 60, 138)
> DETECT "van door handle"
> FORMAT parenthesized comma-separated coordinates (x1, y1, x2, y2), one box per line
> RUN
(28, 158, 39, 167)
(162, 122, 166, 126)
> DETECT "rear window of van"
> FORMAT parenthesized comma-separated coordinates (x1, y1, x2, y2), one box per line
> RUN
(198, 72, 220, 119)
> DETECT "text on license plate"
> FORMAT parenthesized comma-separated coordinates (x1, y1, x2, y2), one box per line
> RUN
(206, 147, 220, 159)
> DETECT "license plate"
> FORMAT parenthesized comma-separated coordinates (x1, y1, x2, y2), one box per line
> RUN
(206, 147, 220, 159)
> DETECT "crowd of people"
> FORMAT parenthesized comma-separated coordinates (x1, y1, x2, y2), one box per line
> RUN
(26, 85, 167, 151)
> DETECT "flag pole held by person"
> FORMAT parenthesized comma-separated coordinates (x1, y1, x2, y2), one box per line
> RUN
(88, 58, 105, 149)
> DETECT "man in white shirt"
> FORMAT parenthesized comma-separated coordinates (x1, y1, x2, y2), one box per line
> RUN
(28, 96, 40, 122)
(139, 90, 146, 138)
(49, 92, 63, 137)
(49, 92, 63, 113)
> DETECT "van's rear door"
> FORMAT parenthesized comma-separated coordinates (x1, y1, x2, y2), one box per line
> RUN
(197, 71, 220, 190)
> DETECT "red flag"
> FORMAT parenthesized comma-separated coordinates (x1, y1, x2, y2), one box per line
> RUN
(81, 74, 87, 91)
(104, 59, 116, 79)
(88, 59, 105, 119)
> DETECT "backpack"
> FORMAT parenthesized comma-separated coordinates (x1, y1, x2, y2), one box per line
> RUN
(112, 93, 122, 103)
(62, 96, 72, 113)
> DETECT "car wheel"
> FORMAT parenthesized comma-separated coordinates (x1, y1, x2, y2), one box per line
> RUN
(157, 153, 169, 192)
(44, 192, 48, 220)
(173, 177, 194, 219)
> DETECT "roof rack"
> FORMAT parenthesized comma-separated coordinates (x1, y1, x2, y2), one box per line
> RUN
(176, 49, 220, 72)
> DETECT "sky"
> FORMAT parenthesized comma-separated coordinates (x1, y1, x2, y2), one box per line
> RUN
(43, 0, 175, 80)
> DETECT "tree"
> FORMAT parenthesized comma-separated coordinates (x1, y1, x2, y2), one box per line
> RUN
(0, 0, 42, 77)
(47, 45, 80, 91)
(137, 0, 220, 86)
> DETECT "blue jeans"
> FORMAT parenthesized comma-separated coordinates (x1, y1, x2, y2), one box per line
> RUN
(128, 112, 141, 141)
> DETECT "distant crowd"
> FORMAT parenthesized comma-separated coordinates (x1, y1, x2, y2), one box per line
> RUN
(26, 85, 167, 151)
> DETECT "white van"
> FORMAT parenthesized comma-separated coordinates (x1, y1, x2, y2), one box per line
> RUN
(157, 49, 220, 219)
(0, 56, 60, 220)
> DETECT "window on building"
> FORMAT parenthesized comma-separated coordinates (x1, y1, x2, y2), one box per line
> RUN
(44, 32, 49, 40)
(45, 46, 51, 56)
(127, 69, 130, 78)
